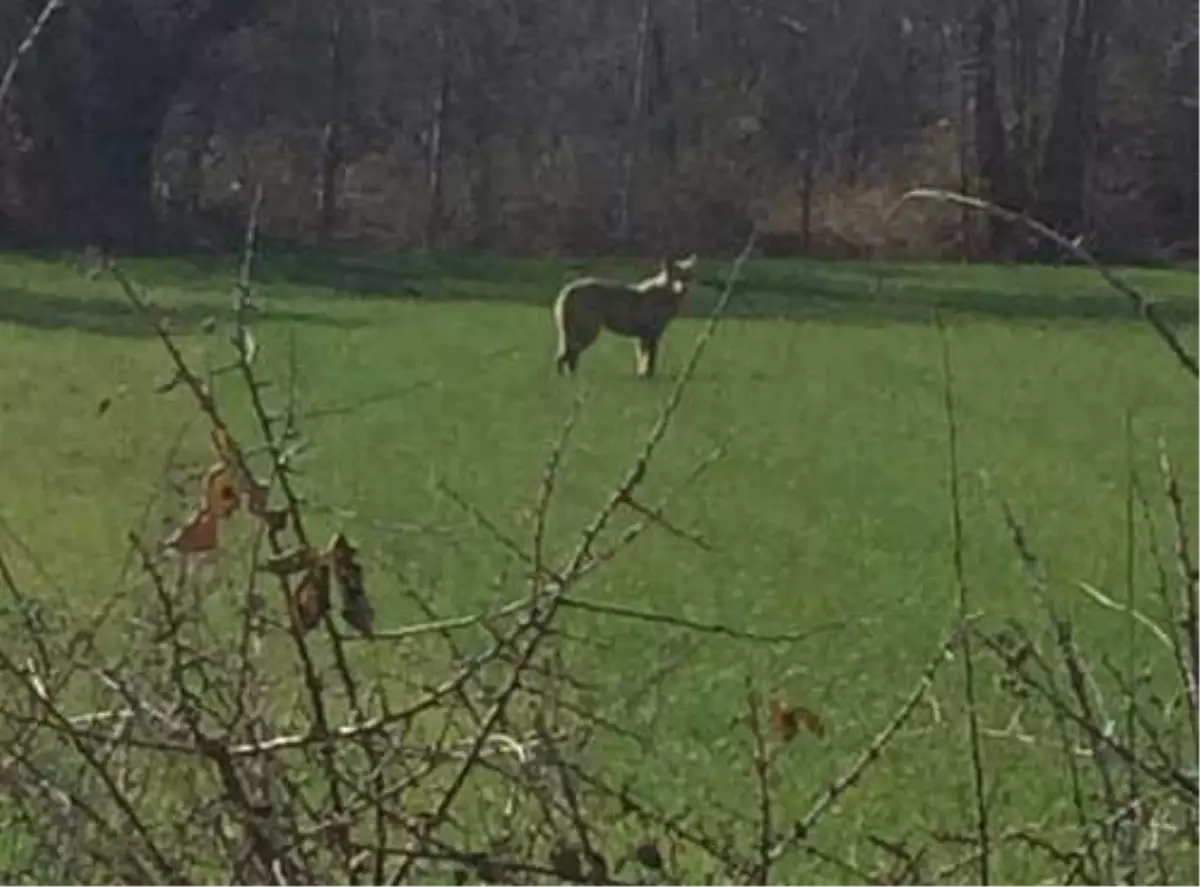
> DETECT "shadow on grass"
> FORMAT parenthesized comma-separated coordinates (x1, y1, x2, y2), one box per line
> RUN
(247, 251, 1199, 328)
(248, 251, 579, 298)
(0, 286, 364, 338)
(10, 248, 1194, 331)
(703, 281, 1200, 327)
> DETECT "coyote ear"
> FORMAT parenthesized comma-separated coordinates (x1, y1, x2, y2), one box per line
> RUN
(675, 254, 697, 270)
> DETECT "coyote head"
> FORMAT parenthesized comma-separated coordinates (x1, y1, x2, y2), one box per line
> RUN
(647, 254, 697, 296)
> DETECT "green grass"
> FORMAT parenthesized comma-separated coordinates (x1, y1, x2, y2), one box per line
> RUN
(1, 249, 1196, 881)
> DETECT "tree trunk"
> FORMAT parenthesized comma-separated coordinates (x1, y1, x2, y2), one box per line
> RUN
(461, 13, 497, 250)
(799, 147, 815, 254)
(1005, 0, 1040, 205)
(316, 0, 348, 247)
(1035, 0, 1109, 243)
(687, 0, 705, 147)
(23, 17, 176, 249)
(615, 0, 653, 250)
(424, 15, 449, 251)
(972, 0, 1012, 257)
(649, 15, 676, 170)
(12, 0, 270, 252)
(956, 23, 975, 260)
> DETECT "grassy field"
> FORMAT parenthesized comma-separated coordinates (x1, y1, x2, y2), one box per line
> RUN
(1, 248, 1196, 881)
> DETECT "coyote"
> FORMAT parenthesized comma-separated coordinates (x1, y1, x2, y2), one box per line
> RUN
(552, 255, 697, 378)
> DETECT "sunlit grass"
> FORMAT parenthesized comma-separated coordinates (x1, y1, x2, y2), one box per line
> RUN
(0, 250, 1195, 881)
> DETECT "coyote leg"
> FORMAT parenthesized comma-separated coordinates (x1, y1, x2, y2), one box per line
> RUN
(635, 336, 659, 378)
(555, 348, 579, 376)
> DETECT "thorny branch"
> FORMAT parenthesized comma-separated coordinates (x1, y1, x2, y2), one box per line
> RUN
(0, 197, 1194, 886)
(4, 214, 888, 887)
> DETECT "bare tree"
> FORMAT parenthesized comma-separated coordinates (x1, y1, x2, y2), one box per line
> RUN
(1036, 0, 1111, 240)
(10, 0, 274, 250)
(315, 0, 349, 245)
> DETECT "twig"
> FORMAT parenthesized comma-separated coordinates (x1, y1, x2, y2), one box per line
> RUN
(975, 628, 1199, 799)
(531, 395, 583, 582)
(105, 196, 362, 865)
(888, 188, 1198, 378)
(768, 632, 958, 865)
(617, 492, 715, 552)
(1123, 410, 1144, 881)
(0, 647, 183, 883)
(338, 596, 532, 643)
(0, 738, 162, 883)
(745, 685, 775, 885)
(390, 231, 759, 883)
(560, 594, 862, 645)
(1132, 471, 1199, 746)
(576, 435, 729, 576)
(0, 0, 65, 110)
(1074, 580, 1174, 650)
(559, 233, 759, 584)
(1158, 440, 1199, 712)
(935, 312, 990, 883)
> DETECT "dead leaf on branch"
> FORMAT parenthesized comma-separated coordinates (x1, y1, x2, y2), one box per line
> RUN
(338, 563, 375, 636)
(770, 699, 826, 742)
(157, 426, 374, 640)
(161, 426, 256, 551)
(291, 563, 331, 633)
(204, 464, 240, 518)
(328, 532, 374, 635)
(164, 508, 219, 554)
(328, 531, 357, 562)
(262, 535, 374, 634)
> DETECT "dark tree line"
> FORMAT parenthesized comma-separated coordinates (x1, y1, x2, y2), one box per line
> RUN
(0, 0, 1195, 261)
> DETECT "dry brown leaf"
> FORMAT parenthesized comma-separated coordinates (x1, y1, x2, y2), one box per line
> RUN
(770, 700, 825, 742)
(341, 593, 375, 635)
(204, 464, 240, 518)
(327, 532, 357, 561)
(328, 532, 374, 635)
(291, 563, 331, 633)
(338, 561, 375, 635)
(795, 705, 826, 739)
(165, 508, 219, 554)
(769, 699, 798, 742)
